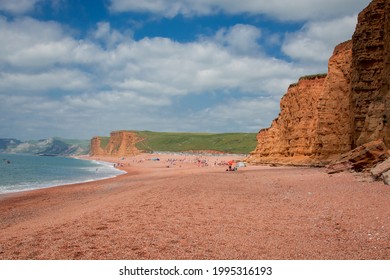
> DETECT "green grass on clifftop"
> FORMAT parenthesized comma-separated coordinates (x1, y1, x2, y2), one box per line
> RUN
(135, 131, 257, 154)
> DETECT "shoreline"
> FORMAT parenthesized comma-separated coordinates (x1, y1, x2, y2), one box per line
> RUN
(0, 152, 242, 199)
(0, 154, 127, 196)
(1, 153, 389, 260)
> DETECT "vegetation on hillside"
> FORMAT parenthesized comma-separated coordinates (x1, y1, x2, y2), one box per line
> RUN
(289, 73, 327, 88)
(299, 73, 327, 81)
(134, 131, 257, 154)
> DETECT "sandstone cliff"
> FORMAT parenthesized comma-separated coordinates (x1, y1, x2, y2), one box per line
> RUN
(248, 41, 352, 165)
(248, 0, 389, 165)
(90, 136, 106, 156)
(249, 74, 327, 164)
(350, 0, 390, 147)
(90, 131, 141, 157)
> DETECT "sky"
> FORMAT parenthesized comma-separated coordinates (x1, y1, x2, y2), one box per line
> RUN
(0, 0, 372, 140)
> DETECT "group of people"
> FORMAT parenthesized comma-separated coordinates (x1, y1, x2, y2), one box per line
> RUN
(109, 154, 243, 172)
(226, 161, 237, 172)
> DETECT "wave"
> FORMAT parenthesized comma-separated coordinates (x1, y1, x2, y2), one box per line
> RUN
(0, 156, 126, 194)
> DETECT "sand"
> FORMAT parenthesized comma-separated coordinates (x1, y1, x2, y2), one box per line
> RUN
(0, 153, 389, 260)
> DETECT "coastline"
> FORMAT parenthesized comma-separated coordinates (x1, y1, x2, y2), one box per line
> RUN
(1, 153, 389, 260)
(0, 154, 127, 196)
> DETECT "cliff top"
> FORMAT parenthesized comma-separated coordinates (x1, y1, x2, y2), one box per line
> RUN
(93, 130, 258, 155)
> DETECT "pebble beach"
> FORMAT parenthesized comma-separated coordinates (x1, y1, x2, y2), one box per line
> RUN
(0, 153, 389, 260)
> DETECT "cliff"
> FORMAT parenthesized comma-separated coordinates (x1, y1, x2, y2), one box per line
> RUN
(248, 41, 352, 165)
(248, 74, 327, 164)
(90, 136, 106, 156)
(90, 131, 258, 156)
(248, 0, 389, 165)
(350, 0, 390, 147)
(90, 131, 141, 157)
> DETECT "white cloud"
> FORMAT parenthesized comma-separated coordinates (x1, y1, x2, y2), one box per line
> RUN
(0, 0, 43, 14)
(92, 22, 133, 49)
(282, 15, 359, 63)
(109, 0, 371, 21)
(0, 69, 93, 92)
(0, 16, 75, 68)
(167, 97, 281, 133)
(0, 14, 337, 139)
(213, 24, 262, 55)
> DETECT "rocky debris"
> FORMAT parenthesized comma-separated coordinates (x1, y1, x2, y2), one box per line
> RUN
(370, 158, 390, 185)
(381, 170, 390, 185)
(371, 157, 390, 177)
(326, 161, 353, 175)
(327, 140, 389, 173)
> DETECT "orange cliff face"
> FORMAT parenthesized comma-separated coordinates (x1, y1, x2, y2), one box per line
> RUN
(247, 75, 329, 165)
(247, 41, 353, 165)
(90, 131, 141, 157)
(248, 0, 389, 166)
(350, 0, 390, 147)
(90, 136, 106, 156)
(315, 41, 353, 157)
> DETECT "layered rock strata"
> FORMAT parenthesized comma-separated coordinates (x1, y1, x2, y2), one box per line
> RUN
(248, 41, 352, 165)
(90, 131, 141, 157)
(248, 0, 389, 165)
(350, 0, 390, 147)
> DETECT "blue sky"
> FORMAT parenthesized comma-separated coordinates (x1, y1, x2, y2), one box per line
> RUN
(0, 0, 371, 140)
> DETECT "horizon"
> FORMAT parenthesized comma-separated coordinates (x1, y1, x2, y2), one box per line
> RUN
(0, 0, 371, 140)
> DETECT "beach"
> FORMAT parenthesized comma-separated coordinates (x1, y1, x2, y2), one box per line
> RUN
(0, 153, 389, 260)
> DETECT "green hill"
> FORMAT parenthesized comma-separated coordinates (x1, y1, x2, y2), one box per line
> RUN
(134, 131, 257, 154)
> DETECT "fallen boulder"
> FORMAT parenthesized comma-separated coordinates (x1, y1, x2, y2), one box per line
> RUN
(370, 158, 390, 178)
(327, 140, 389, 173)
(381, 170, 390, 185)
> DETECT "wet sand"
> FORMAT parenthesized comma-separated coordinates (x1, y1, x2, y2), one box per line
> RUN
(0, 153, 389, 259)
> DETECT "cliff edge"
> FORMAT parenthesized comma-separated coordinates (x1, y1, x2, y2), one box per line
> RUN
(247, 0, 389, 166)
(90, 131, 141, 157)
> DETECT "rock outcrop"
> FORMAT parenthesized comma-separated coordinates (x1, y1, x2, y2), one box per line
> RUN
(315, 41, 353, 157)
(248, 0, 389, 166)
(248, 74, 327, 165)
(90, 136, 106, 156)
(327, 140, 389, 173)
(90, 131, 141, 157)
(350, 0, 390, 148)
(248, 41, 352, 165)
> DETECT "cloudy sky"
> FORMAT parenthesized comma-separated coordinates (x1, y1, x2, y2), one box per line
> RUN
(0, 0, 371, 140)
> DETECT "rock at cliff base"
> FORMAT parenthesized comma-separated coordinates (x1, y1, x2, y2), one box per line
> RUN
(381, 170, 390, 185)
(326, 161, 353, 174)
(370, 157, 390, 178)
(328, 140, 389, 173)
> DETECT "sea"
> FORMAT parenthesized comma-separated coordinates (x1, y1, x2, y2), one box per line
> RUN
(0, 154, 125, 194)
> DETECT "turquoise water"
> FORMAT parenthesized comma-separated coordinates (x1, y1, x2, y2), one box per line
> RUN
(0, 154, 125, 194)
